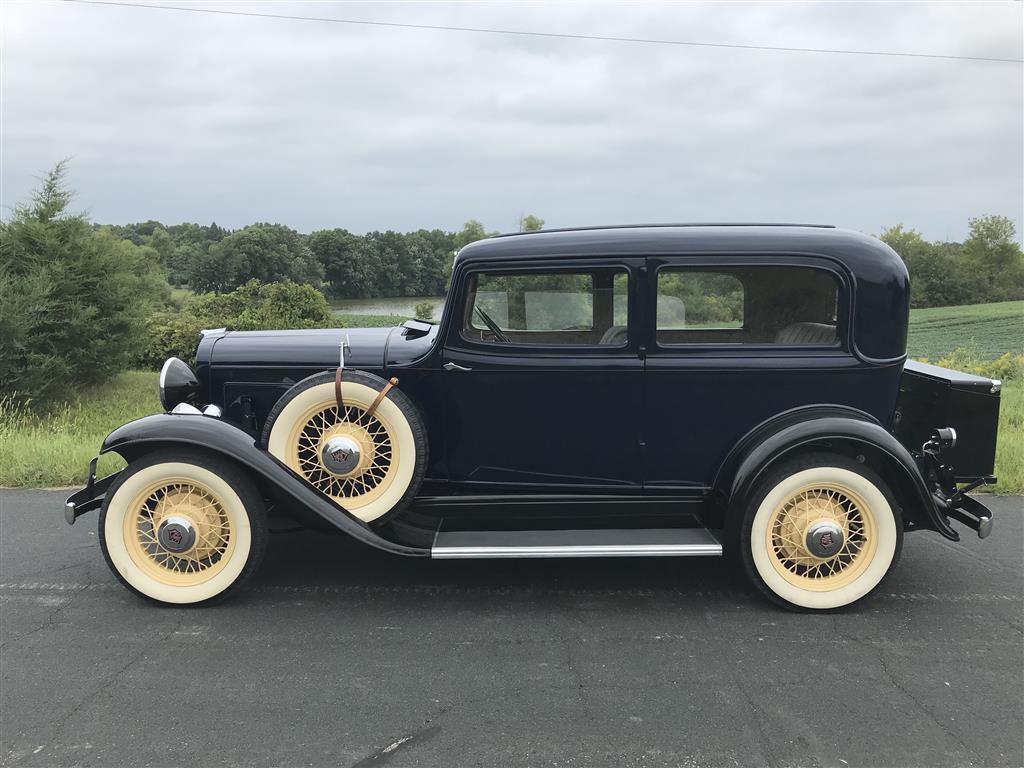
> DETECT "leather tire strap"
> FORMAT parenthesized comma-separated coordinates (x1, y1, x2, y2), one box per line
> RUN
(365, 377, 398, 420)
(334, 366, 344, 412)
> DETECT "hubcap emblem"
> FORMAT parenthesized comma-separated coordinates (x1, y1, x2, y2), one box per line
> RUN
(322, 436, 361, 475)
(157, 516, 196, 553)
(805, 521, 844, 558)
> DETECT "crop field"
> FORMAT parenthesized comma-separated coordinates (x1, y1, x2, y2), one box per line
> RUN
(907, 300, 1023, 360)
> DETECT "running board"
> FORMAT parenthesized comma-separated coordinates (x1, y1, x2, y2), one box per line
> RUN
(431, 528, 723, 559)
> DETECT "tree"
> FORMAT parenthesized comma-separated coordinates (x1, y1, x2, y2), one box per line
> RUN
(190, 223, 323, 293)
(962, 215, 1024, 303)
(453, 219, 494, 251)
(0, 161, 169, 403)
(448, 220, 500, 279)
(519, 214, 545, 232)
(307, 228, 367, 298)
(143, 225, 173, 267)
(879, 224, 977, 307)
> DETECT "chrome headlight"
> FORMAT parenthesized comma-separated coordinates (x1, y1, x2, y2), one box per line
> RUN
(159, 357, 200, 411)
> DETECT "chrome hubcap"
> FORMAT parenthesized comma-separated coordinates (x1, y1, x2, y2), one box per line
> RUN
(805, 520, 845, 558)
(321, 435, 361, 475)
(156, 515, 197, 553)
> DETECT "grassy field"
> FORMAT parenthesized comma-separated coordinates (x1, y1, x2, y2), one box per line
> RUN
(0, 372, 159, 487)
(907, 300, 1022, 359)
(1, 303, 1021, 492)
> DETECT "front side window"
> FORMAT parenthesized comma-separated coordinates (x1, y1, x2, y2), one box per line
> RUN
(656, 266, 839, 346)
(464, 269, 629, 346)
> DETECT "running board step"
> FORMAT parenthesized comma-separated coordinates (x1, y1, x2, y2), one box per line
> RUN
(431, 528, 723, 559)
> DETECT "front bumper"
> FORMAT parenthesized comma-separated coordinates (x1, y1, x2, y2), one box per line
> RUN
(64, 457, 122, 525)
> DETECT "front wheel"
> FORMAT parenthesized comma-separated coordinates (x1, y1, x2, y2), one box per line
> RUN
(739, 453, 902, 610)
(99, 450, 267, 605)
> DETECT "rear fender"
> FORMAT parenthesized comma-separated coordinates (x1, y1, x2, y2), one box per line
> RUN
(717, 413, 958, 541)
(99, 413, 428, 556)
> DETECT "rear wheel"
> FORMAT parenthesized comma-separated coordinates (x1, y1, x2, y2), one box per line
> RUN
(262, 370, 427, 524)
(739, 453, 902, 610)
(99, 450, 267, 605)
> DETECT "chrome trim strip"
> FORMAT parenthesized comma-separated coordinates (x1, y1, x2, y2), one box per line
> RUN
(432, 542, 723, 559)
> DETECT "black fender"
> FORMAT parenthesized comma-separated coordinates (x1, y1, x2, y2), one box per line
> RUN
(100, 413, 429, 556)
(715, 409, 957, 541)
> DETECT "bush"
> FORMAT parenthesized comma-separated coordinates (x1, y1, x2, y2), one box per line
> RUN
(917, 347, 1024, 381)
(141, 279, 334, 367)
(413, 300, 436, 321)
(0, 162, 168, 405)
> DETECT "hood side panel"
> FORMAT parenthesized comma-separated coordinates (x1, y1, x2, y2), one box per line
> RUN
(209, 328, 391, 369)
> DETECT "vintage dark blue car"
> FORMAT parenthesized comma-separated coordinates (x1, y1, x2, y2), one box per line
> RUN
(66, 224, 1002, 610)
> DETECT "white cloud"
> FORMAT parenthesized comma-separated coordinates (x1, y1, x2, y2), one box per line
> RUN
(2, 0, 1021, 240)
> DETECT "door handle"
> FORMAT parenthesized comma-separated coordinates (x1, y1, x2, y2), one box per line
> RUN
(443, 361, 472, 372)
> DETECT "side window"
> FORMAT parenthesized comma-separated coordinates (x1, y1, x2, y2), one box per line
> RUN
(656, 266, 839, 346)
(463, 269, 629, 346)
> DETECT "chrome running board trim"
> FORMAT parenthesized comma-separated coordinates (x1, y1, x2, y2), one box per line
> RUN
(431, 528, 722, 559)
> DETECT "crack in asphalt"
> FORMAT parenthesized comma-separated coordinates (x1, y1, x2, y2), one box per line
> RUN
(5, 612, 189, 766)
(0, 583, 89, 651)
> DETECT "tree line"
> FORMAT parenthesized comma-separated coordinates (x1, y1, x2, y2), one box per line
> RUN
(107, 212, 1023, 309)
(105, 215, 546, 298)
(879, 218, 1024, 308)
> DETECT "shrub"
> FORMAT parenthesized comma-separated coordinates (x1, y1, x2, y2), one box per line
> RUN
(918, 346, 1024, 381)
(413, 300, 436, 321)
(0, 162, 168, 405)
(140, 279, 334, 367)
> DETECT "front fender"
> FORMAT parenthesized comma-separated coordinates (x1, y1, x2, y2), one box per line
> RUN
(101, 413, 428, 556)
(722, 415, 958, 541)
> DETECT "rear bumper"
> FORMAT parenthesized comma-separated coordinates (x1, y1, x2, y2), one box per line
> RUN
(934, 491, 995, 539)
(64, 457, 121, 525)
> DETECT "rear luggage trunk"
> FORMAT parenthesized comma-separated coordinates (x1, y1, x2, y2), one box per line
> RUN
(894, 361, 1001, 482)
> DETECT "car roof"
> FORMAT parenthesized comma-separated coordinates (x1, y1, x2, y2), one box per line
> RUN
(454, 223, 898, 273)
(454, 223, 910, 364)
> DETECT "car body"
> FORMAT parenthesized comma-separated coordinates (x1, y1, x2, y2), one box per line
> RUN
(66, 224, 1002, 609)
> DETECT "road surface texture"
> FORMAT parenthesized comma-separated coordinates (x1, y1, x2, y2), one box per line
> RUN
(1, 490, 1021, 767)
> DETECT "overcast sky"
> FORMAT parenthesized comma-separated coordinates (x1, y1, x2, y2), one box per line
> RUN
(3, 1, 1022, 241)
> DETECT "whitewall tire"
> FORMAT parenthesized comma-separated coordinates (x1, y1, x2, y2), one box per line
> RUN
(262, 370, 427, 524)
(739, 453, 902, 610)
(99, 451, 267, 605)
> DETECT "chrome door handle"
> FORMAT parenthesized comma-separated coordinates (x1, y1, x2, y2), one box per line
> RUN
(443, 361, 472, 372)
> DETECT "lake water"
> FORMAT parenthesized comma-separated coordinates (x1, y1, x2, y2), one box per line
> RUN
(330, 296, 446, 320)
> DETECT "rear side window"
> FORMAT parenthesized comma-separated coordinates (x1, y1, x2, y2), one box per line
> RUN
(656, 266, 839, 347)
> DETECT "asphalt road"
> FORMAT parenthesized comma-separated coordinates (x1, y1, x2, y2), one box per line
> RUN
(1, 491, 1021, 768)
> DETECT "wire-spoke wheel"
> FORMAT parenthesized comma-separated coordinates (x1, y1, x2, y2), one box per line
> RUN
(264, 370, 427, 524)
(740, 454, 901, 610)
(100, 451, 267, 605)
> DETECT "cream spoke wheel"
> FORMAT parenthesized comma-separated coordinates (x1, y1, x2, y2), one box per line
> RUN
(100, 455, 265, 605)
(264, 371, 426, 524)
(744, 457, 901, 610)
(766, 484, 875, 590)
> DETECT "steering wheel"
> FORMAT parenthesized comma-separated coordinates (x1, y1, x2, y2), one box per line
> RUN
(474, 306, 511, 343)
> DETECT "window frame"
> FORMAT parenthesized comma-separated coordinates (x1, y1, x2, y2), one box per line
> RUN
(447, 258, 642, 357)
(648, 256, 851, 355)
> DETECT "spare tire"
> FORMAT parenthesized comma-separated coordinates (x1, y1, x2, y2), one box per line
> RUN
(262, 370, 427, 524)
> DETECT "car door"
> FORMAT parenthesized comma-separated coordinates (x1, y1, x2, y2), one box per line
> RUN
(642, 255, 863, 492)
(441, 257, 645, 493)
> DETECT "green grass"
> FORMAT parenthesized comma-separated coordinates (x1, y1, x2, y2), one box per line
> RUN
(334, 314, 408, 328)
(908, 300, 1023, 360)
(991, 381, 1023, 494)
(2, 302, 1021, 492)
(0, 371, 158, 487)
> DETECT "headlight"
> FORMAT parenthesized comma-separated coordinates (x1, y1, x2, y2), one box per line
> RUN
(159, 357, 200, 411)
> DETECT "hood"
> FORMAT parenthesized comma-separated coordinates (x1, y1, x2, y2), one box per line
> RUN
(205, 327, 393, 370)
